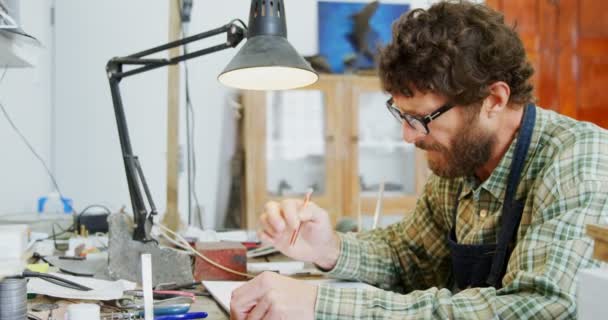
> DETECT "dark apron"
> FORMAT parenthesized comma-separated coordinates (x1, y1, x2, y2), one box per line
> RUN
(447, 103, 536, 290)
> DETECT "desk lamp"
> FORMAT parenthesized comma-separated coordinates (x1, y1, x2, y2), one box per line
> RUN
(106, 0, 318, 243)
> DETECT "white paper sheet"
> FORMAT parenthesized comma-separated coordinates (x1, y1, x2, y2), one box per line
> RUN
(27, 273, 136, 300)
(203, 279, 377, 312)
(248, 261, 304, 274)
(247, 261, 324, 276)
(246, 245, 279, 258)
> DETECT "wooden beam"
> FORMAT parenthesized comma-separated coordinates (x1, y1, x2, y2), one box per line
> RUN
(162, 0, 182, 232)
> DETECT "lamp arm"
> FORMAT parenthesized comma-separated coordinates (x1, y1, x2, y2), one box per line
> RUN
(133, 157, 157, 215)
(109, 20, 246, 79)
(105, 20, 246, 242)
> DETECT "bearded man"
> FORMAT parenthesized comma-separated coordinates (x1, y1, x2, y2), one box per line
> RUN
(231, 1, 608, 319)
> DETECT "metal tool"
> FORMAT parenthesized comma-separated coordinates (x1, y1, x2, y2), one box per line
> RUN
(22, 270, 92, 291)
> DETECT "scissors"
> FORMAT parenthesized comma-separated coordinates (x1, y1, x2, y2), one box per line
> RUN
(154, 312, 208, 320)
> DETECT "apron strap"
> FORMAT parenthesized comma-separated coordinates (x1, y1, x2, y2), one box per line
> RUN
(486, 103, 536, 287)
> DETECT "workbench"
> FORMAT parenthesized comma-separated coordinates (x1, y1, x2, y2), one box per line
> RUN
(27, 253, 299, 319)
(28, 284, 229, 319)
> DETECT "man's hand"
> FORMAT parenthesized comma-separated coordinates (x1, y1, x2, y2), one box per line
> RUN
(258, 199, 340, 270)
(230, 272, 318, 320)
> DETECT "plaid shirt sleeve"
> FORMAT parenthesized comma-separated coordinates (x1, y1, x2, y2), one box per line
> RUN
(319, 175, 453, 293)
(314, 113, 608, 319)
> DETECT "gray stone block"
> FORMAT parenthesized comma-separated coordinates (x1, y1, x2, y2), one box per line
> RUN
(107, 213, 194, 286)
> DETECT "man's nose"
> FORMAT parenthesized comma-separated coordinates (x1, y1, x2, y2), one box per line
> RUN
(402, 123, 424, 144)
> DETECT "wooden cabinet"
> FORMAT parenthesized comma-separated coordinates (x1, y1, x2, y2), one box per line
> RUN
(486, 0, 608, 128)
(343, 76, 429, 221)
(242, 75, 429, 229)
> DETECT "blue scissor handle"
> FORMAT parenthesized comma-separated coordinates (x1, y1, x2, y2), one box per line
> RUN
(154, 312, 208, 320)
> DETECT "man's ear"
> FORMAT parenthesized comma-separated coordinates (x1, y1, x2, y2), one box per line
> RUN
(481, 81, 511, 119)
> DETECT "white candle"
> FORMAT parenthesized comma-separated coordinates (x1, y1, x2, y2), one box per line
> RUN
(141, 253, 154, 320)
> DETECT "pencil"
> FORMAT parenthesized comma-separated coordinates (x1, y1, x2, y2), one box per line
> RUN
(290, 188, 313, 246)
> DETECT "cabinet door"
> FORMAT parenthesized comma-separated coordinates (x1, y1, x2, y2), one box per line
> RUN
(243, 77, 343, 228)
(486, 0, 560, 111)
(344, 76, 428, 230)
(486, 0, 608, 128)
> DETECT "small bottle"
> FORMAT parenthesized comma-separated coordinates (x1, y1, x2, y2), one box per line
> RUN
(37, 192, 73, 214)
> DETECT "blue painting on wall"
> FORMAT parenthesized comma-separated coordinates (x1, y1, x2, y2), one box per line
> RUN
(318, 1, 410, 73)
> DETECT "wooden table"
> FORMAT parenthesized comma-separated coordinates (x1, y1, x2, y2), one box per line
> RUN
(191, 292, 229, 319)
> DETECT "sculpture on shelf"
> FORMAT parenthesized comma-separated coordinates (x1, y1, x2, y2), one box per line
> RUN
(348, 1, 380, 62)
(318, 1, 409, 73)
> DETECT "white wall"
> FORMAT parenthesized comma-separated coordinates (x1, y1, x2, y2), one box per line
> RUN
(0, 1, 54, 214)
(52, 0, 434, 228)
(53, 0, 170, 218)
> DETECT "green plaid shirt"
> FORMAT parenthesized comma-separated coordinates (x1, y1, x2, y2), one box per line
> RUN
(315, 107, 608, 319)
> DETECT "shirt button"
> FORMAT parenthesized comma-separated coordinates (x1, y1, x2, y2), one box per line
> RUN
(480, 209, 488, 218)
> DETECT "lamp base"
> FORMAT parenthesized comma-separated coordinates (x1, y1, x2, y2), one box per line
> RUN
(107, 212, 194, 286)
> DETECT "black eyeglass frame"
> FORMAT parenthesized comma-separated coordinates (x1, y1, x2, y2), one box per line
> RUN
(386, 98, 454, 135)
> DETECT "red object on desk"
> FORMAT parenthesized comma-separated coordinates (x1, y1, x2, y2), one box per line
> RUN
(241, 241, 261, 250)
(193, 241, 247, 281)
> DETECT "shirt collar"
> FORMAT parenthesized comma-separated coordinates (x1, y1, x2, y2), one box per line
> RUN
(460, 105, 542, 203)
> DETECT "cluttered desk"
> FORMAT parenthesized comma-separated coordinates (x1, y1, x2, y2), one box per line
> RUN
(0, 0, 328, 318)
(0, 217, 347, 320)
(0, 0, 329, 318)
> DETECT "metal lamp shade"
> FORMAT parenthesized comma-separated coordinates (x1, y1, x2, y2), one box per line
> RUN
(218, 0, 318, 90)
(218, 35, 318, 90)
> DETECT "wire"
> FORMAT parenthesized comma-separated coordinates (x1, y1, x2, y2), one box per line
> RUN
(0, 67, 65, 197)
(76, 204, 112, 229)
(51, 222, 74, 238)
(0, 66, 90, 240)
(179, 1, 203, 228)
(78, 204, 112, 215)
(37, 203, 112, 245)
(185, 59, 203, 227)
(155, 222, 255, 278)
(0, 66, 92, 231)
(1, 67, 114, 241)
(157, 229, 193, 253)
(230, 19, 248, 32)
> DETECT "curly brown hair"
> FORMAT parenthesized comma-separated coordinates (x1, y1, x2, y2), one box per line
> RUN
(379, 0, 534, 107)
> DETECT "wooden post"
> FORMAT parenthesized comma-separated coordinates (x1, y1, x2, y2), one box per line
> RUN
(162, 0, 182, 232)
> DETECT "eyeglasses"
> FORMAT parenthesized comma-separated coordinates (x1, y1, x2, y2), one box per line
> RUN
(386, 98, 454, 135)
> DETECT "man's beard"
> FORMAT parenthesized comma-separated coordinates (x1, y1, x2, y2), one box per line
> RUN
(416, 123, 495, 179)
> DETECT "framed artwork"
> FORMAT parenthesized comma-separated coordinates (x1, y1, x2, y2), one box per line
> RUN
(318, 1, 410, 73)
